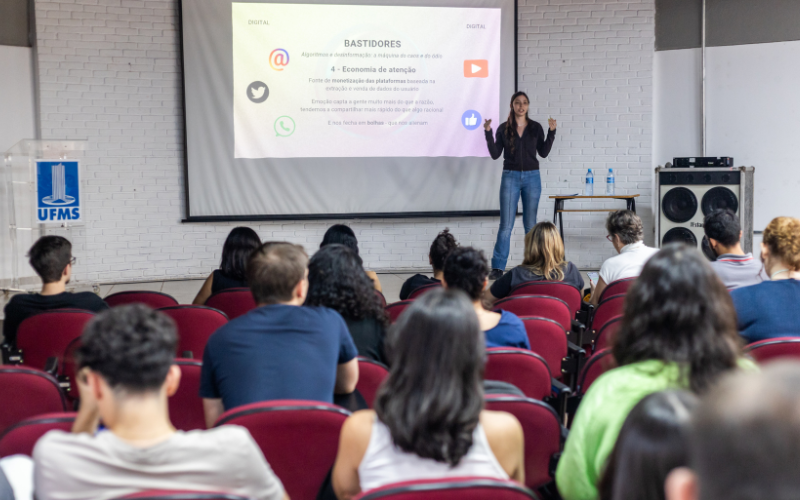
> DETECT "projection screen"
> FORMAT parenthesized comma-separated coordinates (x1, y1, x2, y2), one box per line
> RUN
(180, 0, 517, 220)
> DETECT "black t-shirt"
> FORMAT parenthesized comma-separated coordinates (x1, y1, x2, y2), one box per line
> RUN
(345, 316, 387, 365)
(490, 262, 584, 299)
(2, 291, 109, 347)
(399, 274, 441, 300)
(211, 269, 247, 295)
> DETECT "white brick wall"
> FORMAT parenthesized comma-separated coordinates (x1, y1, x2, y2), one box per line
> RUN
(30, 0, 655, 285)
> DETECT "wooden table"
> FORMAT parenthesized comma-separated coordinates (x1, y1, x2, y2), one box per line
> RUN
(549, 195, 639, 239)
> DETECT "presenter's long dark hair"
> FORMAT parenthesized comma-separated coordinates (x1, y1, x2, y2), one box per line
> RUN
(220, 227, 261, 281)
(505, 91, 531, 156)
(375, 289, 485, 466)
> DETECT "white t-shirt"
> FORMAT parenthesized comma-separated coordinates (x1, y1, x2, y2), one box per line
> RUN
(599, 241, 659, 285)
(33, 426, 284, 500)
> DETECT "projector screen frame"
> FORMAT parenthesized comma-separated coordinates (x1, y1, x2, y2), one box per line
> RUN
(177, 0, 519, 223)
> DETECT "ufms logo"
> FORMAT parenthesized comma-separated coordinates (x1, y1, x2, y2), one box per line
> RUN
(269, 48, 289, 71)
(37, 160, 81, 222)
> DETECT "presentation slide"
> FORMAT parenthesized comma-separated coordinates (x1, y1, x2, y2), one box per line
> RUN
(231, 3, 501, 158)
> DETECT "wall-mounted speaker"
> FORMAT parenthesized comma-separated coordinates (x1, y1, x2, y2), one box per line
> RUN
(655, 167, 755, 252)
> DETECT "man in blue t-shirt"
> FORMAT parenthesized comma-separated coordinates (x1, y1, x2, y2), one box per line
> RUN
(200, 242, 359, 427)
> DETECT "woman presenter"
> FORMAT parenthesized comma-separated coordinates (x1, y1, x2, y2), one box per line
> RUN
(484, 91, 557, 279)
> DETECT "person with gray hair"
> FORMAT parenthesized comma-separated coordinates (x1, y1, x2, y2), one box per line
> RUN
(589, 210, 658, 306)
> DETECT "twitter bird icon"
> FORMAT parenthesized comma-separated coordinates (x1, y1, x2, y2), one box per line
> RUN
(247, 81, 269, 103)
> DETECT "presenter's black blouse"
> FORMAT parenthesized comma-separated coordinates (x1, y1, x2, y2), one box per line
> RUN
(485, 120, 556, 171)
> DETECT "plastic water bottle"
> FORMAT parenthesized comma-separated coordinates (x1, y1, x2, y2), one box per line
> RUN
(606, 168, 615, 195)
(585, 169, 594, 196)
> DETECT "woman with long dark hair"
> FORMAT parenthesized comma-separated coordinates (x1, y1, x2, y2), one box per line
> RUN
(331, 289, 524, 499)
(320, 224, 382, 292)
(306, 244, 389, 364)
(399, 228, 459, 300)
(192, 227, 261, 305)
(556, 244, 753, 500)
(484, 91, 557, 279)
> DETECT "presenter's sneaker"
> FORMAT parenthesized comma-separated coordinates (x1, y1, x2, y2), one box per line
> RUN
(488, 269, 504, 280)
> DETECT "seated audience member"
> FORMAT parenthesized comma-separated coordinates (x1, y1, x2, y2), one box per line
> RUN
(321, 224, 382, 292)
(2, 236, 107, 348)
(399, 229, 458, 300)
(331, 289, 524, 500)
(193, 227, 261, 305)
(556, 245, 752, 500)
(731, 216, 800, 343)
(33, 305, 286, 500)
(200, 242, 359, 426)
(703, 209, 766, 289)
(666, 362, 800, 500)
(1, 455, 34, 500)
(443, 246, 530, 349)
(306, 244, 389, 365)
(487, 221, 583, 303)
(589, 210, 658, 306)
(598, 391, 697, 500)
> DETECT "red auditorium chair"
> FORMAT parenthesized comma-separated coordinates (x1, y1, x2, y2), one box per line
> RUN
(118, 491, 252, 500)
(485, 348, 552, 401)
(158, 305, 228, 359)
(508, 282, 582, 317)
(0, 412, 76, 457)
(104, 291, 178, 309)
(744, 337, 800, 363)
(374, 290, 387, 307)
(356, 357, 389, 408)
(169, 359, 206, 432)
(492, 296, 571, 332)
(577, 349, 617, 396)
(593, 315, 622, 353)
(215, 400, 350, 500)
(386, 300, 414, 323)
(17, 309, 94, 372)
(407, 283, 443, 300)
(589, 294, 625, 335)
(599, 277, 636, 302)
(485, 394, 564, 491)
(518, 317, 568, 379)
(355, 478, 540, 500)
(205, 288, 257, 320)
(0, 366, 67, 435)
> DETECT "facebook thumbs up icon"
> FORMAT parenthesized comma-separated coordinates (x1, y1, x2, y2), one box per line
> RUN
(461, 110, 482, 130)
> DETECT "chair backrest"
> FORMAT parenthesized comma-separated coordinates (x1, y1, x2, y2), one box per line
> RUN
(169, 359, 206, 432)
(594, 315, 623, 353)
(0, 366, 67, 435)
(508, 282, 582, 316)
(356, 357, 389, 408)
(599, 277, 636, 302)
(104, 291, 178, 309)
(518, 317, 568, 379)
(375, 290, 387, 308)
(591, 294, 626, 334)
(492, 296, 571, 332)
(577, 349, 617, 395)
(118, 491, 253, 500)
(204, 288, 257, 320)
(158, 306, 228, 359)
(215, 400, 350, 500)
(744, 337, 800, 364)
(17, 309, 95, 372)
(407, 283, 443, 300)
(355, 477, 539, 500)
(386, 300, 414, 324)
(0, 412, 76, 457)
(485, 395, 563, 490)
(484, 349, 551, 401)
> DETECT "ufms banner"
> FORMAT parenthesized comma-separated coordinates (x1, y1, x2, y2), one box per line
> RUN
(36, 160, 81, 222)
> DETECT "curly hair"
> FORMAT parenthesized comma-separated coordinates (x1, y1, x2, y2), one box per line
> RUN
(762, 216, 800, 271)
(606, 210, 644, 245)
(305, 244, 388, 324)
(430, 228, 459, 271)
(443, 247, 489, 301)
(77, 304, 177, 393)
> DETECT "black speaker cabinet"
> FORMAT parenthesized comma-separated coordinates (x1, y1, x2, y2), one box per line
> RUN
(655, 167, 755, 252)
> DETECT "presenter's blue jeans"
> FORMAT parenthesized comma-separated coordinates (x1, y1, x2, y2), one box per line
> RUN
(492, 170, 541, 270)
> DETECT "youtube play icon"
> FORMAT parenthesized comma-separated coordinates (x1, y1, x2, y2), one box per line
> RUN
(463, 59, 488, 78)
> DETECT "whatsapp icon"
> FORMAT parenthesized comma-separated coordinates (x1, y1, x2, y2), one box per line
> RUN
(274, 116, 295, 137)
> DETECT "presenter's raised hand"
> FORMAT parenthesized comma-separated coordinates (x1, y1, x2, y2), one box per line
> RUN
(484, 119, 492, 131)
(548, 117, 557, 131)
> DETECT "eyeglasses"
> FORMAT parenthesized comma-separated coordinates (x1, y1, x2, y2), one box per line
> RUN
(69, 256, 76, 265)
(606, 235, 614, 242)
